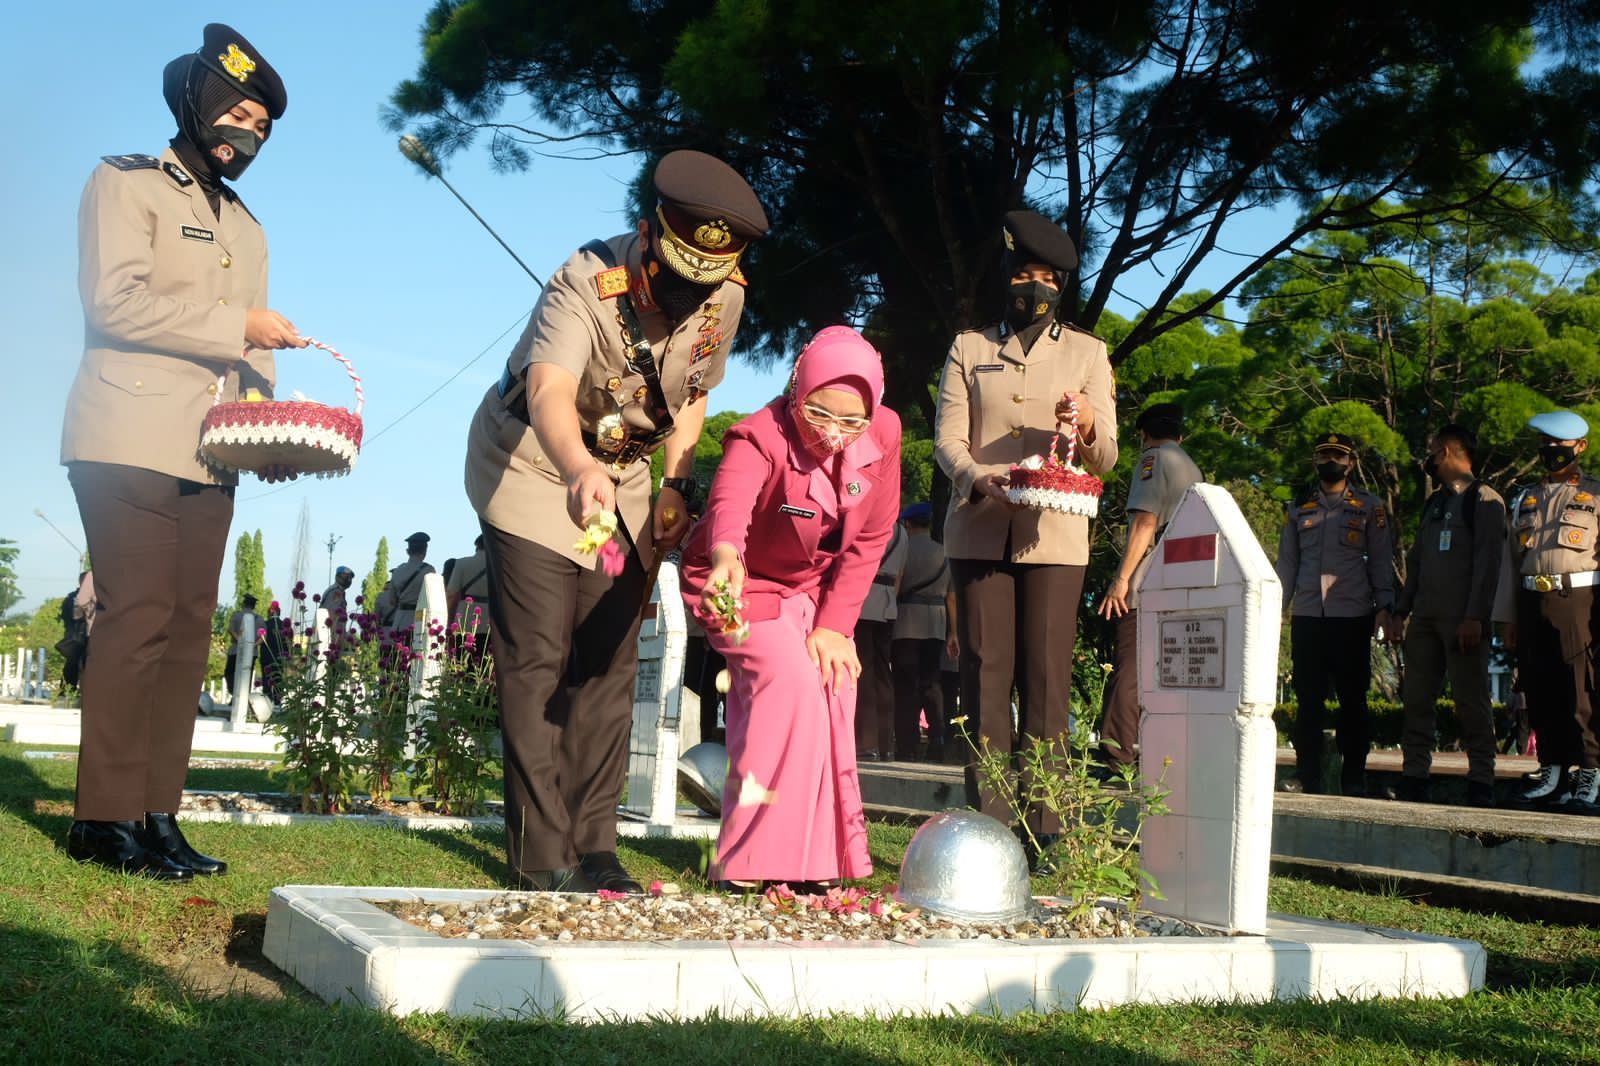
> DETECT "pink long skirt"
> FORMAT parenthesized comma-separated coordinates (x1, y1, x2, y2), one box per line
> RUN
(710, 592, 872, 883)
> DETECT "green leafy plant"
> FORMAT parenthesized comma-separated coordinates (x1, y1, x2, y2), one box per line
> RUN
(407, 604, 500, 816)
(957, 713, 1171, 927)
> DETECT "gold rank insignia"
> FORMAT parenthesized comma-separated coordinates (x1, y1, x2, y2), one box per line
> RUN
(1346, 497, 1365, 510)
(1520, 532, 1533, 548)
(1523, 495, 1538, 509)
(218, 43, 256, 83)
(1578, 492, 1594, 503)
(1139, 454, 1155, 480)
(727, 265, 748, 287)
(595, 266, 630, 300)
(1299, 500, 1318, 510)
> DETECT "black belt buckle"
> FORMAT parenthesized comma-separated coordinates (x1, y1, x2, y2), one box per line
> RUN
(614, 437, 647, 466)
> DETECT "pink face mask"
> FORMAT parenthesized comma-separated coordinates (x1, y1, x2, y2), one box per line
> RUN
(792, 396, 868, 458)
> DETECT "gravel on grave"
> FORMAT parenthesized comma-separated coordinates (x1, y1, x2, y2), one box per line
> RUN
(181, 790, 503, 818)
(377, 890, 1218, 944)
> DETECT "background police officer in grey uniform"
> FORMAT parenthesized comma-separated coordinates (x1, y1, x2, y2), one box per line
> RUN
(1391, 424, 1505, 806)
(855, 522, 907, 760)
(891, 503, 953, 761)
(1277, 432, 1396, 795)
(1493, 410, 1600, 812)
(62, 24, 300, 880)
(1096, 402, 1204, 777)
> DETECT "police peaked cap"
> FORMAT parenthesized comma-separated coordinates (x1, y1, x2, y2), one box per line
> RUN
(1312, 432, 1359, 455)
(192, 23, 287, 120)
(405, 532, 431, 547)
(1002, 209, 1078, 273)
(1136, 402, 1185, 437)
(654, 151, 769, 242)
(1528, 409, 1589, 441)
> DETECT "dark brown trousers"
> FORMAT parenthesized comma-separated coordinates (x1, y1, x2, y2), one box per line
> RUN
(68, 462, 233, 820)
(481, 519, 647, 875)
(1098, 608, 1141, 766)
(951, 558, 1085, 834)
(854, 619, 895, 755)
(892, 637, 946, 756)
(1516, 587, 1599, 769)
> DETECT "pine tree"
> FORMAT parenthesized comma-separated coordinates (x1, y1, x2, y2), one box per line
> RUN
(362, 537, 390, 613)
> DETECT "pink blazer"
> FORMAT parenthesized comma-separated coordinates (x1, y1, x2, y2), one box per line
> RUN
(681, 399, 902, 637)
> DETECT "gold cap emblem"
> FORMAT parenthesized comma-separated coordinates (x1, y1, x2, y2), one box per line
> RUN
(693, 219, 733, 251)
(218, 43, 256, 83)
(654, 205, 741, 285)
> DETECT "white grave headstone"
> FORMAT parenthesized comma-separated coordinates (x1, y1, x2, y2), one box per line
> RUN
(1136, 483, 1281, 934)
(230, 611, 257, 729)
(623, 559, 699, 824)
(407, 573, 449, 723)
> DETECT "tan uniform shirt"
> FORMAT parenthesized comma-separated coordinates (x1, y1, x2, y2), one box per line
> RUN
(320, 583, 347, 618)
(445, 550, 492, 635)
(62, 148, 275, 484)
(1276, 486, 1396, 617)
(1491, 470, 1600, 622)
(1396, 479, 1505, 623)
(377, 558, 435, 626)
(1124, 440, 1205, 610)
(859, 524, 908, 623)
(934, 322, 1118, 565)
(464, 233, 745, 565)
(893, 531, 950, 641)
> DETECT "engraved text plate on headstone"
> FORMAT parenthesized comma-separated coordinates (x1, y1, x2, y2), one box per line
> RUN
(1159, 616, 1225, 689)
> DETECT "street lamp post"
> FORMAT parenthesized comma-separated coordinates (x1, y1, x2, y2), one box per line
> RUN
(398, 135, 545, 288)
(33, 509, 87, 571)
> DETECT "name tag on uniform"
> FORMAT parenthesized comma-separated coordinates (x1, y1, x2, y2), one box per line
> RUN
(1439, 529, 1452, 552)
(779, 504, 817, 519)
(973, 364, 1004, 373)
(181, 225, 215, 242)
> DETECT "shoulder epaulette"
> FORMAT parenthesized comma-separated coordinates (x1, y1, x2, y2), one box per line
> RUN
(221, 186, 259, 225)
(101, 153, 158, 171)
(1059, 320, 1103, 340)
(594, 265, 630, 300)
(727, 265, 748, 288)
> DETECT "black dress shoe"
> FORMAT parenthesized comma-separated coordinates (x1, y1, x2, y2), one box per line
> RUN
(67, 820, 193, 881)
(516, 866, 596, 893)
(140, 813, 228, 876)
(578, 851, 644, 893)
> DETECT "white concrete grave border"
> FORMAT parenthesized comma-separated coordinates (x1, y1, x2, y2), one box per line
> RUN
(264, 885, 1485, 1020)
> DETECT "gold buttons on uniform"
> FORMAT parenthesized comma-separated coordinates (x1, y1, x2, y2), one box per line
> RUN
(606, 376, 622, 391)
(219, 255, 231, 268)
(1012, 394, 1024, 404)
(634, 386, 648, 402)
(1009, 428, 1022, 439)
(217, 298, 228, 305)
(134, 380, 144, 389)
(206, 383, 218, 395)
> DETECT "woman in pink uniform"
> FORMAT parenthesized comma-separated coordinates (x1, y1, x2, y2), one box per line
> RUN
(680, 325, 902, 888)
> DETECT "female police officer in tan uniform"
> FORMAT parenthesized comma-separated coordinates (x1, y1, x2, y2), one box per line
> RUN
(62, 24, 303, 879)
(935, 210, 1118, 847)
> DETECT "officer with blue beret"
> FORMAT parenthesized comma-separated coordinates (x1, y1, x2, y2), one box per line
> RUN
(1493, 409, 1600, 812)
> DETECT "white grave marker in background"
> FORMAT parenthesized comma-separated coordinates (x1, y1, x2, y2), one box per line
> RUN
(1136, 483, 1281, 934)
(407, 573, 449, 723)
(623, 559, 701, 825)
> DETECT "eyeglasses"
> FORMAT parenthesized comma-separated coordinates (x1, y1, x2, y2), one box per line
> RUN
(800, 402, 871, 434)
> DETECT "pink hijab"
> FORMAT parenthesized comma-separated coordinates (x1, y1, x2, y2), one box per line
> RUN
(785, 325, 885, 514)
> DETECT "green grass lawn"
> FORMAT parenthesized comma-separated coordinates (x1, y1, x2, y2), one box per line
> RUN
(1, 740, 1597, 1065)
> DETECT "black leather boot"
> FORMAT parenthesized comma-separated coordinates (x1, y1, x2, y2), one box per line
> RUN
(140, 813, 228, 876)
(67, 820, 193, 881)
(578, 851, 643, 893)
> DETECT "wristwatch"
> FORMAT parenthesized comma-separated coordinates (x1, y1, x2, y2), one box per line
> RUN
(660, 476, 698, 501)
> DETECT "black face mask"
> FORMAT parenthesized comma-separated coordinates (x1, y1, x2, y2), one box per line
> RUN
(198, 122, 262, 181)
(1316, 460, 1350, 484)
(648, 261, 715, 323)
(1540, 443, 1578, 472)
(1004, 280, 1060, 333)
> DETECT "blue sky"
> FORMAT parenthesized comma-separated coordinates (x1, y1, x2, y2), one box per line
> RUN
(1, 3, 1287, 613)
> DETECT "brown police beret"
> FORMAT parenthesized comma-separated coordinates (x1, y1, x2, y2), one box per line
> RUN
(193, 23, 287, 120)
(1003, 209, 1078, 272)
